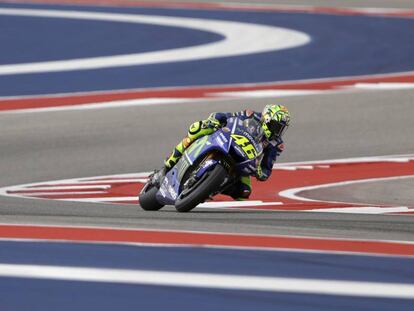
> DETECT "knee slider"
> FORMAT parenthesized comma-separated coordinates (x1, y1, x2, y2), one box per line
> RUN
(181, 137, 192, 148)
(188, 121, 202, 135)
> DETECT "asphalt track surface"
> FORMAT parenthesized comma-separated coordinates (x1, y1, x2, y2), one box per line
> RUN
(1, 87, 414, 240)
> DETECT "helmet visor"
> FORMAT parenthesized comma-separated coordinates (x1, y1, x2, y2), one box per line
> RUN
(268, 120, 288, 139)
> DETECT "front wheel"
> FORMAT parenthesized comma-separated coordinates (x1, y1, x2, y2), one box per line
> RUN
(175, 164, 227, 213)
(139, 185, 164, 211)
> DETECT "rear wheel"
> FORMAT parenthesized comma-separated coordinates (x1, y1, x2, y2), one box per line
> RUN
(139, 185, 164, 211)
(175, 164, 227, 213)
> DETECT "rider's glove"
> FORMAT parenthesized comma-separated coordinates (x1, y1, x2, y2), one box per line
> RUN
(255, 165, 269, 181)
(201, 116, 221, 130)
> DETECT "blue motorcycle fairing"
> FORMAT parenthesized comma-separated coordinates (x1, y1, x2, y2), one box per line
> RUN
(155, 165, 180, 205)
(185, 129, 232, 165)
(195, 158, 219, 179)
(156, 129, 231, 205)
(155, 117, 263, 206)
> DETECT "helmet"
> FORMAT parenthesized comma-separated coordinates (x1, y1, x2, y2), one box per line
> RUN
(261, 104, 290, 140)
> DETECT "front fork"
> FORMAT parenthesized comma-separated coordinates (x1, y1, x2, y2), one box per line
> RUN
(197, 153, 236, 196)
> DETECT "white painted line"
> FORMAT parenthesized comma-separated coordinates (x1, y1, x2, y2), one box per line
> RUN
(354, 83, 414, 90)
(21, 180, 147, 188)
(0, 8, 310, 75)
(274, 166, 298, 171)
(275, 165, 314, 170)
(353, 7, 414, 14)
(211, 90, 323, 98)
(24, 185, 110, 190)
(53, 178, 148, 188)
(2, 98, 195, 114)
(81, 172, 151, 179)
(274, 154, 414, 168)
(279, 175, 414, 204)
(73, 178, 148, 184)
(295, 165, 315, 170)
(198, 200, 283, 208)
(60, 197, 137, 203)
(383, 158, 411, 163)
(18, 191, 106, 196)
(310, 206, 414, 214)
(1, 264, 414, 299)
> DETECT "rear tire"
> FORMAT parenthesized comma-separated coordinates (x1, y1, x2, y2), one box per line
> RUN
(175, 164, 227, 213)
(139, 185, 164, 211)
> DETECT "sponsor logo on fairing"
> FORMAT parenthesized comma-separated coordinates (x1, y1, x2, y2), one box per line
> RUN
(168, 185, 177, 199)
(219, 133, 228, 143)
(216, 136, 226, 148)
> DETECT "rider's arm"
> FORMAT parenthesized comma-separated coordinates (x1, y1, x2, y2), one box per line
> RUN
(207, 112, 232, 126)
(256, 139, 285, 181)
(208, 109, 256, 126)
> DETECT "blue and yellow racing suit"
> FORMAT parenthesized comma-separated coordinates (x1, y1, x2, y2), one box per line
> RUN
(164, 109, 285, 199)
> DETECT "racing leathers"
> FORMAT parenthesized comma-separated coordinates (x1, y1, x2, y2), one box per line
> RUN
(164, 109, 285, 199)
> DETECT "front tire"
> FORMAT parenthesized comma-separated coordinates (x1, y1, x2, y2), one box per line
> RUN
(175, 164, 227, 213)
(139, 185, 164, 211)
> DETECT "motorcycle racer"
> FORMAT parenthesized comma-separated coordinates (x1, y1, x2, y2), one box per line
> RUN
(154, 104, 290, 200)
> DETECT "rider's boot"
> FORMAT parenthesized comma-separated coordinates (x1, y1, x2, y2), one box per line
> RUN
(222, 176, 252, 200)
(164, 137, 192, 169)
(152, 137, 192, 187)
(151, 166, 166, 187)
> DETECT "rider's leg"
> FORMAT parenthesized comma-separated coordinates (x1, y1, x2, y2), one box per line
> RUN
(164, 136, 192, 169)
(164, 121, 216, 169)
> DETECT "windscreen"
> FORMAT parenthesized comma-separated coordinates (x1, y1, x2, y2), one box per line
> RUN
(242, 118, 263, 144)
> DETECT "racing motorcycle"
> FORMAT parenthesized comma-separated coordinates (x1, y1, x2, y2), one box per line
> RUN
(139, 116, 264, 212)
